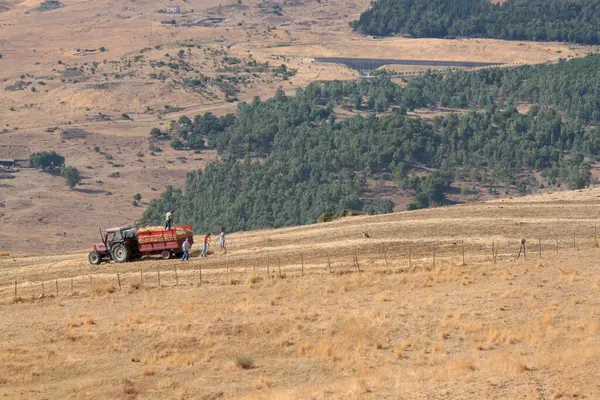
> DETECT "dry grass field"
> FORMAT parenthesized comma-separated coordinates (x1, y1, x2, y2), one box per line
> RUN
(2, 189, 600, 398)
(1, 0, 599, 255)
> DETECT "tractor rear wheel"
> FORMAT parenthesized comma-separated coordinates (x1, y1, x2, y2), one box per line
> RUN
(89, 251, 102, 265)
(161, 250, 171, 260)
(111, 244, 130, 263)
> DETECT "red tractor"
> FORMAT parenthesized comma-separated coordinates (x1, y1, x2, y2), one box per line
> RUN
(89, 226, 139, 265)
(88, 225, 194, 264)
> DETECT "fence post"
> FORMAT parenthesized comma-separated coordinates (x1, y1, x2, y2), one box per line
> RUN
(384, 249, 389, 269)
(117, 273, 121, 289)
(409, 247, 412, 270)
(573, 232, 576, 250)
(198, 265, 202, 285)
(90, 276, 93, 293)
(267, 255, 271, 278)
(55, 279, 58, 296)
(300, 253, 304, 276)
(538, 236, 542, 258)
(140, 268, 144, 288)
(491, 242, 495, 264)
(432, 247, 436, 269)
(71, 277, 73, 296)
(326, 252, 332, 274)
(41, 280, 45, 296)
(14, 280, 17, 300)
(354, 252, 361, 272)
(157, 267, 161, 287)
(278, 256, 282, 279)
(555, 235, 558, 253)
(174, 265, 178, 286)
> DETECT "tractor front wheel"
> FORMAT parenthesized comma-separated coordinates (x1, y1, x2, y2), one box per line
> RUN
(111, 244, 130, 263)
(161, 250, 171, 260)
(89, 251, 102, 265)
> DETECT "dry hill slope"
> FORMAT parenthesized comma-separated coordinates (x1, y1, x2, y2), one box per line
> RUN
(1, 190, 600, 398)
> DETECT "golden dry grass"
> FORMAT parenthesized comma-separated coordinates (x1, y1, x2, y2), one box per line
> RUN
(2, 189, 600, 398)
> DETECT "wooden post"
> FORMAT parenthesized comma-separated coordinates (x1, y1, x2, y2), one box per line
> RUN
(174, 265, 178, 286)
(354, 252, 360, 272)
(538, 236, 542, 258)
(326, 252, 332, 274)
(267, 255, 271, 278)
(278, 257, 282, 279)
(41, 280, 45, 296)
(198, 265, 202, 285)
(117, 273, 121, 289)
(55, 279, 58, 296)
(90, 276, 93, 293)
(140, 268, 144, 288)
(491, 242, 495, 264)
(157, 267, 161, 287)
(14, 280, 17, 300)
(523, 240, 527, 260)
(384, 249, 389, 269)
(226, 261, 230, 281)
(409, 247, 412, 270)
(555, 235, 558, 253)
(71, 277, 73, 296)
(595, 225, 597, 243)
(300, 253, 304, 277)
(432, 247, 436, 269)
(462, 245, 465, 266)
(573, 232, 576, 250)
(253, 261, 256, 275)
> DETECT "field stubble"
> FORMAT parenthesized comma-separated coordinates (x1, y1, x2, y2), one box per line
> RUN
(2, 191, 600, 398)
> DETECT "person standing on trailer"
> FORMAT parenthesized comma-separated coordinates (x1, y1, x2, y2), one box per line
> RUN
(219, 228, 226, 254)
(164, 209, 174, 230)
(202, 233, 211, 257)
(181, 237, 191, 262)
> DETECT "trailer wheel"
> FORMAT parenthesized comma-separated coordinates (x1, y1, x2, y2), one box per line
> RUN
(161, 250, 171, 260)
(111, 244, 130, 263)
(89, 251, 102, 265)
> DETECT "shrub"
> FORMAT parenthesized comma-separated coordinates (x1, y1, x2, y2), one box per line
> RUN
(61, 165, 81, 189)
(30, 151, 65, 171)
(133, 193, 142, 201)
(235, 355, 254, 369)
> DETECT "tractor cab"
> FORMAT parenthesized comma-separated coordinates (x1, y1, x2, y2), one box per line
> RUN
(89, 226, 138, 265)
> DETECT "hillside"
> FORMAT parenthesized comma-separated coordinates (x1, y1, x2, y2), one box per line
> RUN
(143, 55, 600, 234)
(1, 0, 597, 255)
(2, 190, 600, 398)
(352, 0, 600, 44)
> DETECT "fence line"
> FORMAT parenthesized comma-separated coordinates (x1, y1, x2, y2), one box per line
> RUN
(2, 230, 600, 304)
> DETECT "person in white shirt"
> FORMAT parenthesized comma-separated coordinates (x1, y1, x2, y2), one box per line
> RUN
(181, 237, 191, 261)
(219, 228, 226, 254)
(164, 210, 173, 230)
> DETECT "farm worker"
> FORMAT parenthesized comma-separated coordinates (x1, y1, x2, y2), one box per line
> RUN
(181, 238, 191, 262)
(202, 233, 211, 257)
(164, 209, 174, 230)
(219, 228, 226, 254)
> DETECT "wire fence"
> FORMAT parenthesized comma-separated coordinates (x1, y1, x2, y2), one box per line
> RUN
(1, 229, 598, 305)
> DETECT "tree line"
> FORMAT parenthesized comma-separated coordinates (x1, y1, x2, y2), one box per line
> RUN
(144, 57, 600, 232)
(351, 0, 600, 44)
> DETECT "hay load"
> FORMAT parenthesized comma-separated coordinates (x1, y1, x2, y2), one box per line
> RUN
(137, 226, 192, 244)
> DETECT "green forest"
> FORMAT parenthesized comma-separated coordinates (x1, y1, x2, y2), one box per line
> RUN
(351, 0, 600, 44)
(144, 55, 600, 232)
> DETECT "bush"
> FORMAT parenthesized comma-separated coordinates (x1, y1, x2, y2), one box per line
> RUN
(60, 165, 81, 189)
(235, 355, 254, 369)
(133, 193, 142, 201)
(170, 139, 184, 150)
(30, 151, 65, 171)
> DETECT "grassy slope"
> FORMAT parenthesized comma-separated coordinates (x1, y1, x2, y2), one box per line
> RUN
(1, 189, 600, 398)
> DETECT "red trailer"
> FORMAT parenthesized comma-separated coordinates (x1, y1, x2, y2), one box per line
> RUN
(137, 225, 194, 259)
(88, 225, 194, 264)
